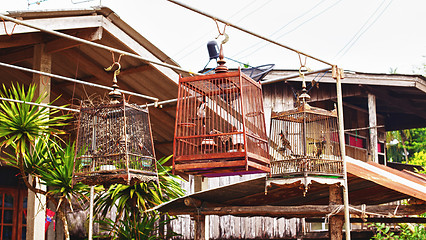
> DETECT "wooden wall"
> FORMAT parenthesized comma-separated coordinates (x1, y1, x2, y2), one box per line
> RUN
(167, 175, 304, 239)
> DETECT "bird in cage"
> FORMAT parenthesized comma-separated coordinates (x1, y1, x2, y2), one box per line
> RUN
(197, 96, 207, 126)
(314, 131, 327, 158)
(210, 128, 232, 151)
(278, 128, 293, 155)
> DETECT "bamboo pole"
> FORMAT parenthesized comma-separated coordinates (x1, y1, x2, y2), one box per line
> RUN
(333, 65, 351, 240)
(88, 186, 94, 240)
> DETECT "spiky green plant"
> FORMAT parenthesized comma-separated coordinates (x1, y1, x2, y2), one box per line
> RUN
(94, 155, 184, 239)
(0, 83, 82, 240)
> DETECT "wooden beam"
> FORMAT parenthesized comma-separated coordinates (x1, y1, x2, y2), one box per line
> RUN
(0, 15, 103, 36)
(0, 27, 103, 64)
(0, 47, 34, 64)
(363, 85, 426, 119)
(44, 27, 103, 53)
(165, 204, 426, 218)
(307, 217, 426, 223)
(329, 184, 344, 240)
(368, 93, 378, 163)
(0, 32, 45, 49)
(27, 43, 51, 240)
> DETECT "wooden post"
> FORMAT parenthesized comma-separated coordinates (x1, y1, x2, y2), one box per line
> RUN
(333, 66, 351, 240)
(368, 93, 379, 163)
(329, 184, 344, 240)
(27, 44, 51, 240)
(193, 176, 209, 240)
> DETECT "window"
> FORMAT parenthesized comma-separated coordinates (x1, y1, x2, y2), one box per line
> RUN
(0, 189, 27, 240)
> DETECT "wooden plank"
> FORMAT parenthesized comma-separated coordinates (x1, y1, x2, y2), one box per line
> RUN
(0, 32, 44, 48)
(0, 15, 103, 35)
(174, 160, 247, 170)
(44, 27, 103, 53)
(167, 204, 426, 217)
(347, 159, 426, 201)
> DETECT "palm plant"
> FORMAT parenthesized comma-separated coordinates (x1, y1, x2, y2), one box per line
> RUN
(0, 83, 85, 239)
(94, 155, 184, 239)
(0, 83, 69, 191)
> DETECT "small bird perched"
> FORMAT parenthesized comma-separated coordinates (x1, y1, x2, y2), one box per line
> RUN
(210, 128, 232, 151)
(197, 96, 207, 127)
(278, 129, 293, 155)
(314, 131, 327, 158)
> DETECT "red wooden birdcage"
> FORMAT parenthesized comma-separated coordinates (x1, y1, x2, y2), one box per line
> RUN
(173, 68, 270, 177)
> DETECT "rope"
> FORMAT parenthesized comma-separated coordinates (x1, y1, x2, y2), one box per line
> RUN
(325, 205, 344, 224)
(324, 204, 402, 224)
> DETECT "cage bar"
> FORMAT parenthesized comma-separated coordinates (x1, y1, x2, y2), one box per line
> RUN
(173, 69, 270, 177)
(73, 100, 157, 186)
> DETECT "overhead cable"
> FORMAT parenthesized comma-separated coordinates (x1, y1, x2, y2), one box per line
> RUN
(232, 0, 328, 59)
(166, 0, 334, 67)
(0, 61, 159, 102)
(0, 97, 79, 112)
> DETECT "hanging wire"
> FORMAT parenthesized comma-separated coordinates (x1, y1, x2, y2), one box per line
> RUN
(166, 0, 334, 67)
(231, 0, 328, 59)
(0, 61, 159, 101)
(334, 0, 394, 60)
(1, 18, 17, 36)
(0, 97, 79, 112)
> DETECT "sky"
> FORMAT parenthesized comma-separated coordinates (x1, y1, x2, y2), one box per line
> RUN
(2, 0, 426, 74)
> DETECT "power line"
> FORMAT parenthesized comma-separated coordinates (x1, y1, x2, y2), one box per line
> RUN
(334, 0, 394, 60)
(167, 0, 334, 66)
(232, 0, 328, 59)
(236, 0, 344, 60)
(174, 0, 268, 64)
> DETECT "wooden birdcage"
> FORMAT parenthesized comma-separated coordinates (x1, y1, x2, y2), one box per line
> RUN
(73, 98, 157, 186)
(269, 90, 343, 178)
(73, 62, 158, 186)
(173, 68, 270, 177)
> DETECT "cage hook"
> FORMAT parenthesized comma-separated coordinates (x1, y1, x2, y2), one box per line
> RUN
(105, 62, 122, 101)
(214, 19, 229, 45)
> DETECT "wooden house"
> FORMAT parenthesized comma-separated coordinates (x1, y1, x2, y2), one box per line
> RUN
(0, 7, 181, 239)
(158, 69, 426, 240)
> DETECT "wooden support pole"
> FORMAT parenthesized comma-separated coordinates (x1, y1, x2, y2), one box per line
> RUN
(368, 93, 379, 163)
(27, 44, 51, 240)
(194, 214, 207, 240)
(333, 65, 351, 240)
(329, 184, 344, 240)
(193, 176, 209, 240)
